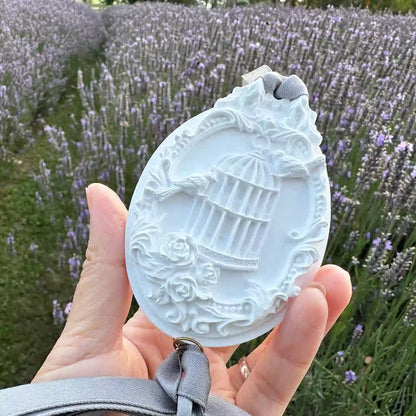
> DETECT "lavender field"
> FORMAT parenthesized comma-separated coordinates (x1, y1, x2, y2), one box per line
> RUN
(1, 1, 416, 414)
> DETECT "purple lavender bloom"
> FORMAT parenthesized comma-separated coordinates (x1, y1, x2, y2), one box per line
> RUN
(333, 191, 346, 203)
(68, 256, 82, 280)
(64, 302, 72, 316)
(376, 133, 386, 146)
(373, 237, 381, 246)
(395, 141, 414, 153)
(344, 370, 357, 384)
(6, 234, 16, 256)
(52, 300, 65, 326)
(29, 243, 38, 252)
(352, 324, 364, 342)
(385, 240, 393, 251)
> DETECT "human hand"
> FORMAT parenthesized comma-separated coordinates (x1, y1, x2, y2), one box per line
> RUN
(32, 183, 352, 416)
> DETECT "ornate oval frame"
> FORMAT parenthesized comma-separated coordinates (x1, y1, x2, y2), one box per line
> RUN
(125, 79, 330, 347)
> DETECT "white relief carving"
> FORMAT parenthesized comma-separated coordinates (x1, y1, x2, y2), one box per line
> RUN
(160, 232, 198, 267)
(126, 77, 330, 346)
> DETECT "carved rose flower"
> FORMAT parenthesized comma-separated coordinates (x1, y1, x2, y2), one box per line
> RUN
(156, 273, 211, 305)
(156, 273, 212, 305)
(165, 274, 198, 303)
(160, 232, 197, 266)
(199, 263, 219, 285)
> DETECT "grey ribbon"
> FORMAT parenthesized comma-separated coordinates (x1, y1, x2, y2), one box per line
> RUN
(274, 74, 309, 100)
(0, 345, 250, 416)
(261, 72, 309, 100)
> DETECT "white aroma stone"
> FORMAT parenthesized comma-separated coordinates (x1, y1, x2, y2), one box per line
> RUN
(125, 67, 330, 347)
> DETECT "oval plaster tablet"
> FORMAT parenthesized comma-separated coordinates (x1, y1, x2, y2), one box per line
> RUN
(125, 73, 330, 347)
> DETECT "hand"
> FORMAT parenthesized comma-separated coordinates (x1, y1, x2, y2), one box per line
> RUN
(32, 183, 352, 416)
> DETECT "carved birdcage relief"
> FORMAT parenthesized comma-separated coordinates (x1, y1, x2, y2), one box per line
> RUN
(185, 149, 280, 271)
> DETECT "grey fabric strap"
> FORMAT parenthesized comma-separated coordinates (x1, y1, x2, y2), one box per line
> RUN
(0, 345, 250, 416)
(274, 74, 309, 100)
(261, 72, 308, 101)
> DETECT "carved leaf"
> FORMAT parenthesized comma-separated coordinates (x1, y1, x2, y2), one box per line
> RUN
(130, 219, 158, 257)
(151, 262, 173, 281)
(306, 221, 328, 243)
(290, 220, 328, 242)
(271, 150, 309, 178)
(155, 285, 170, 305)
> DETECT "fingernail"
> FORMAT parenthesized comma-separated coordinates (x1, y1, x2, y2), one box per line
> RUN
(343, 270, 351, 283)
(306, 281, 326, 297)
(333, 265, 351, 282)
(85, 185, 93, 211)
(324, 264, 351, 282)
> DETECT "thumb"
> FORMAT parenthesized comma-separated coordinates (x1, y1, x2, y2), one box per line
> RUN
(62, 183, 132, 349)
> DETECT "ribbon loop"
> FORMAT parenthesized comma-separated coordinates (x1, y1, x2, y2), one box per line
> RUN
(274, 74, 309, 100)
(156, 344, 211, 416)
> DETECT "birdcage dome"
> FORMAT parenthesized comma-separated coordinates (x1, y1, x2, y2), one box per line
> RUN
(216, 151, 277, 191)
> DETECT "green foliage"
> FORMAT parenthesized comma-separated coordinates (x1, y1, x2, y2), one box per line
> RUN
(368, 0, 416, 13)
(306, 0, 416, 12)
